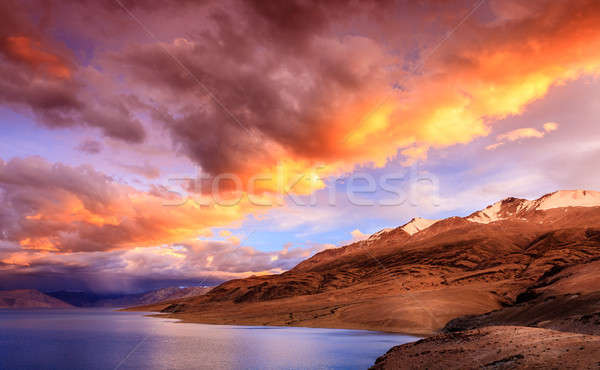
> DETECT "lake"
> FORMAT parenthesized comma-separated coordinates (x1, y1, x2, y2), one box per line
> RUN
(0, 309, 418, 369)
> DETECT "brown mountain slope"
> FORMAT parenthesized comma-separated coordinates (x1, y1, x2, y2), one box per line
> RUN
(0, 289, 73, 309)
(373, 256, 600, 368)
(130, 191, 600, 336)
(444, 258, 600, 335)
(370, 326, 600, 370)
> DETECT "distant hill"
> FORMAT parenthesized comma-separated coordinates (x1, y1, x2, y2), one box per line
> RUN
(48, 286, 212, 308)
(45, 291, 121, 307)
(0, 289, 73, 309)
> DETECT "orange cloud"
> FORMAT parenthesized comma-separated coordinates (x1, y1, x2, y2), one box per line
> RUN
(487, 122, 560, 150)
(0, 157, 267, 253)
(102, 1, 600, 188)
(1, 251, 34, 266)
(498, 128, 545, 142)
(219, 230, 232, 237)
(23, 191, 261, 252)
(350, 229, 368, 241)
(485, 142, 504, 151)
(243, 1, 600, 174)
(2, 36, 71, 79)
(18, 238, 58, 252)
(544, 122, 559, 132)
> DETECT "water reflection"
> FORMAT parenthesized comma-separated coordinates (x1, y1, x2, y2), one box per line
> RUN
(0, 309, 417, 369)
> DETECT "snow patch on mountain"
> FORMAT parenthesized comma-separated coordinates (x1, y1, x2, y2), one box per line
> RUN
(467, 201, 505, 224)
(534, 190, 600, 210)
(368, 228, 393, 240)
(401, 217, 438, 235)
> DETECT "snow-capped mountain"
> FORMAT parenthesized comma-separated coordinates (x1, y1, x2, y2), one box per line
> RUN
(365, 190, 600, 240)
(467, 190, 600, 224)
(150, 189, 600, 338)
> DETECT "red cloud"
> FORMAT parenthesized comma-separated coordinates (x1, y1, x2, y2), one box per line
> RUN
(2, 36, 72, 79)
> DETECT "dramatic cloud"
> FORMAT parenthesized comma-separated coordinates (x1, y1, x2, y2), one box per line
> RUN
(0, 0, 146, 142)
(0, 238, 324, 293)
(98, 0, 600, 189)
(0, 157, 264, 253)
(3, 0, 599, 185)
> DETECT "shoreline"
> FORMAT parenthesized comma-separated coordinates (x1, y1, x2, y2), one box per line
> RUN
(140, 310, 423, 337)
(121, 284, 507, 337)
(126, 301, 600, 369)
(123, 303, 439, 337)
(139, 310, 431, 336)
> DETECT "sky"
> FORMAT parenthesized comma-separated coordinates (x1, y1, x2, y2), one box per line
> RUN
(1, 0, 600, 293)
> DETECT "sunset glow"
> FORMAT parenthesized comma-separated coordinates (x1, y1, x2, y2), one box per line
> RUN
(1, 0, 600, 293)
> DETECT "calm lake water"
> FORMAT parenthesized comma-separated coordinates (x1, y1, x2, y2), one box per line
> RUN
(0, 309, 417, 369)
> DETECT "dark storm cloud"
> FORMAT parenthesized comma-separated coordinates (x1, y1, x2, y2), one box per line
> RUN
(105, 0, 600, 178)
(0, 0, 146, 142)
(110, 0, 399, 175)
(7, 0, 600, 179)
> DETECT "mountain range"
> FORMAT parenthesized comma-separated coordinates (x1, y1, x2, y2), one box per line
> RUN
(129, 190, 600, 367)
(47, 286, 212, 308)
(0, 286, 211, 309)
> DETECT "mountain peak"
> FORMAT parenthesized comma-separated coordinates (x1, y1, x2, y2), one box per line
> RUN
(467, 190, 600, 224)
(466, 197, 528, 224)
(534, 190, 600, 210)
